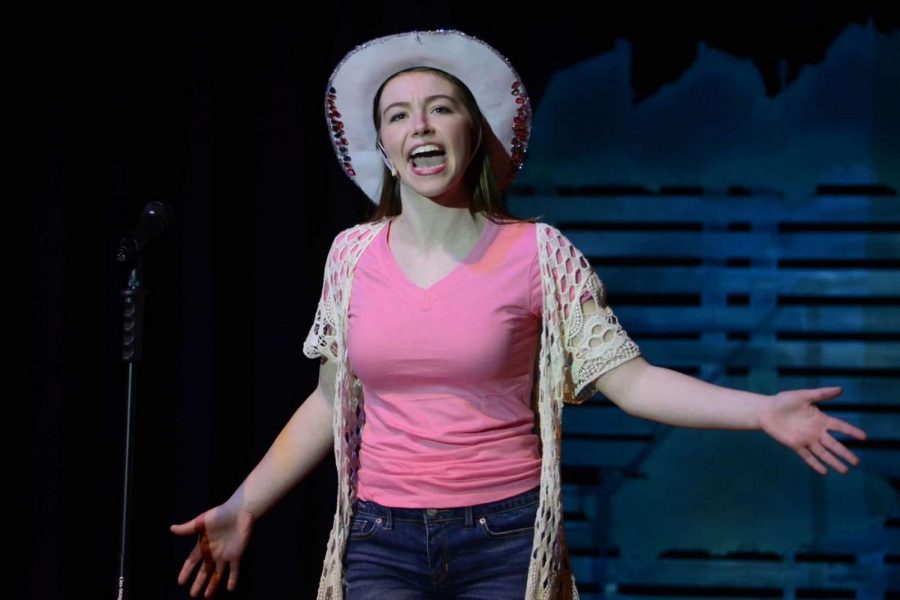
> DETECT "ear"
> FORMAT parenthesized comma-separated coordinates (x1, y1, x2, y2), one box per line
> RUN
(377, 139, 398, 177)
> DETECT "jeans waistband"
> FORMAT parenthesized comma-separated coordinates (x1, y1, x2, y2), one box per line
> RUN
(353, 486, 540, 528)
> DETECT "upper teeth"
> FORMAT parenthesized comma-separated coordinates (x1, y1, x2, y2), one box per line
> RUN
(409, 144, 443, 158)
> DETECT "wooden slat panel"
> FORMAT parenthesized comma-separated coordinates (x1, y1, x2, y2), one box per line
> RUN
(513, 190, 898, 600)
(569, 556, 899, 590)
(596, 267, 900, 295)
(563, 484, 609, 513)
(563, 519, 595, 549)
(562, 439, 649, 467)
(632, 340, 900, 368)
(564, 406, 900, 440)
(567, 231, 900, 259)
(855, 449, 900, 478)
(591, 380, 900, 407)
(719, 377, 900, 405)
(509, 194, 900, 223)
(613, 307, 900, 333)
(592, 589, 772, 600)
(887, 524, 900, 553)
(596, 596, 782, 600)
(562, 407, 661, 436)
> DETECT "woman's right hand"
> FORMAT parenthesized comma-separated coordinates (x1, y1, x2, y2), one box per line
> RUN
(170, 503, 255, 598)
(169, 361, 336, 597)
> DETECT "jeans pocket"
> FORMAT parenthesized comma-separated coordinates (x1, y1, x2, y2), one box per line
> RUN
(477, 502, 537, 538)
(349, 512, 382, 540)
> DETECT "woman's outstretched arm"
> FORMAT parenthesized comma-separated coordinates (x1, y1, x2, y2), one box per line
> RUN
(593, 356, 867, 476)
(215, 357, 336, 517)
(170, 358, 337, 598)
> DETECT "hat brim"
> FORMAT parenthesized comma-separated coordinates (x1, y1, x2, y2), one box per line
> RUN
(326, 30, 531, 204)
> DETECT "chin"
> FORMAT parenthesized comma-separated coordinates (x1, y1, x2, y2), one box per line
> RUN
(405, 178, 469, 202)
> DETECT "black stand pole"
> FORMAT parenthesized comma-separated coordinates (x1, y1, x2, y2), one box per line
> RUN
(116, 266, 146, 600)
(112, 200, 172, 599)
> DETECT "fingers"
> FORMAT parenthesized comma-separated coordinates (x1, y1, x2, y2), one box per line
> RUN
(175, 514, 216, 596)
(799, 431, 863, 476)
(185, 561, 227, 598)
(195, 522, 217, 597)
(171, 511, 243, 597)
(187, 548, 221, 598)
(170, 520, 197, 536)
(821, 433, 861, 467)
(798, 449, 827, 475)
(204, 563, 223, 599)
(189, 557, 216, 598)
(807, 386, 843, 403)
(227, 561, 241, 592)
(798, 447, 827, 476)
(196, 560, 231, 599)
(171, 511, 206, 536)
(828, 417, 867, 441)
(178, 546, 212, 598)
(178, 551, 239, 597)
(809, 441, 848, 475)
(177, 543, 204, 585)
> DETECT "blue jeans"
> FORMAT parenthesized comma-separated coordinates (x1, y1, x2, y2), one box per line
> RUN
(344, 486, 539, 599)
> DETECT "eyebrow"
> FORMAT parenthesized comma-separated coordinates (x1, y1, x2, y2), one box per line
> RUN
(381, 94, 460, 117)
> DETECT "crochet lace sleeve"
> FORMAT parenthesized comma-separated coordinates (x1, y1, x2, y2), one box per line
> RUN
(543, 226, 642, 405)
(302, 235, 342, 364)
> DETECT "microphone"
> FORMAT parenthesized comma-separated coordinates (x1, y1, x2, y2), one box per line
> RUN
(117, 201, 175, 264)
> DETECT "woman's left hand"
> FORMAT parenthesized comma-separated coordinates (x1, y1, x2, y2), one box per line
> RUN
(758, 386, 867, 475)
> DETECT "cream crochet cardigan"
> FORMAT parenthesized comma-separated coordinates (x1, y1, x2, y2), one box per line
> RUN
(303, 216, 641, 599)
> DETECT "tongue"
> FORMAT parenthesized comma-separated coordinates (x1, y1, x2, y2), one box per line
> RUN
(412, 155, 446, 168)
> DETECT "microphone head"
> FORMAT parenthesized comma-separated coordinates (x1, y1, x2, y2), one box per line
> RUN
(142, 201, 175, 236)
(117, 201, 176, 264)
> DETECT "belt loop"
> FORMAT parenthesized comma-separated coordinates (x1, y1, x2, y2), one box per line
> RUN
(465, 505, 473, 529)
(383, 506, 393, 531)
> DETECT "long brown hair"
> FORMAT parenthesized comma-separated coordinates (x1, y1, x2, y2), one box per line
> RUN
(365, 66, 536, 225)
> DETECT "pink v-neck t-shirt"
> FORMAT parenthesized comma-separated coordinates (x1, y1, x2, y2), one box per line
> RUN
(347, 217, 544, 508)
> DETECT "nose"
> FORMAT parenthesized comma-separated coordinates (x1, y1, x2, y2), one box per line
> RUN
(411, 110, 433, 135)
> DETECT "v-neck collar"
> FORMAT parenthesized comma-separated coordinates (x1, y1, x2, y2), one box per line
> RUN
(379, 216, 498, 310)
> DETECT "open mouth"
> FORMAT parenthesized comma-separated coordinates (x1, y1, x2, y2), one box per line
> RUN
(409, 144, 447, 169)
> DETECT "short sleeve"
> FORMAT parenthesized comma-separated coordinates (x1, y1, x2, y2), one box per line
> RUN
(568, 269, 641, 403)
(541, 225, 641, 404)
(302, 237, 342, 364)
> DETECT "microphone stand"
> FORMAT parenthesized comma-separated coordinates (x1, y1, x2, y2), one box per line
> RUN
(116, 265, 146, 600)
(112, 200, 172, 599)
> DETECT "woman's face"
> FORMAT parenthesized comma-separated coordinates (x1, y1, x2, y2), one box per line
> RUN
(376, 71, 477, 202)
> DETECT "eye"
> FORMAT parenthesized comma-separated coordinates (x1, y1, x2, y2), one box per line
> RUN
(387, 111, 406, 122)
(432, 105, 451, 114)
